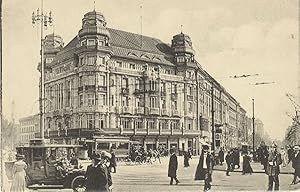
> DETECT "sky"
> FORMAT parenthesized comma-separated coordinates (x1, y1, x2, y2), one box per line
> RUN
(2, 0, 299, 140)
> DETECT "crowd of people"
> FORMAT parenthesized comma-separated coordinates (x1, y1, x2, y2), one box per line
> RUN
(167, 143, 300, 191)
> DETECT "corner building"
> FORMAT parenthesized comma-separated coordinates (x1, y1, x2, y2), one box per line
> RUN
(43, 10, 247, 154)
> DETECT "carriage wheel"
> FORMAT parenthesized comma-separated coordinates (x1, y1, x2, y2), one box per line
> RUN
(71, 175, 86, 192)
(124, 157, 132, 165)
(135, 156, 142, 165)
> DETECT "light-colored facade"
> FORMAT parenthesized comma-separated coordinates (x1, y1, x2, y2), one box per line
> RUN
(40, 10, 248, 153)
(18, 114, 40, 145)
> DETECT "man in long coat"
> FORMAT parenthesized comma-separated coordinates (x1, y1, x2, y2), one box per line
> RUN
(291, 145, 300, 184)
(85, 153, 112, 192)
(266, 143, 282, 191)
(195, 145, 214, 191)
(168, 148, 180, 185)
(218, 148, 225, 166)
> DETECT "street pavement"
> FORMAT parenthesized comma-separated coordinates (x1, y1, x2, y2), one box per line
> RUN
(3, 156, 300, 191)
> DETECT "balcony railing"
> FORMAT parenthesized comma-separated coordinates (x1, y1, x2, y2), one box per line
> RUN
(161, 92, 166, 96)
(187, 95, 194, 100)
(161, 109, 169, 116)
(122, 106, 132, 114)
(135, 107, 144, 114)
(134, 89, 144, 95)
(172, 110, 180, 117)
(121, 88, 129, 95)
(98, 86, 107, 92)
(149, 108, 160, 115)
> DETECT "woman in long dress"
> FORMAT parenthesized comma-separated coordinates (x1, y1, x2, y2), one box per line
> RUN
(10, 154, 27, 192)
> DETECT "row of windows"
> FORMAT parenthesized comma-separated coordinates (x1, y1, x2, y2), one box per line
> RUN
(120, 118, 181, 129)
(20, 134, 35, 141)
(21, 126, 35, 133)
(79, 56, 105, 66)
(80, 39, 106, 47)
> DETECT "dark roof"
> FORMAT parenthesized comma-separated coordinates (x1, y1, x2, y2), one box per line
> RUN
(53, 28, 174, 65)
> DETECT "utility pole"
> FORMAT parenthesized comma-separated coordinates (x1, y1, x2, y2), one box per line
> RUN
(211, 86, 215, 151)
(252, 98, 255, 152)
(32, 0, 53, 139)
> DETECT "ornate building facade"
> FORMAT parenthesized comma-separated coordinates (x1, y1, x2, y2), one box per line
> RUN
(41, 10, 247, 153)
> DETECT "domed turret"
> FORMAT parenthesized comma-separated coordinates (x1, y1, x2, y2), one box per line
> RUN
(44, 33, 64, 54)
(172, 32, 195, 55)
(171, 32, 195, 65)
(78, 10, 110, 39)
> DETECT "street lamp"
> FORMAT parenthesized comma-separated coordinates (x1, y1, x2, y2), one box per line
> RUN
(251, 81, 275, 152)
(32, 0, 53, 139)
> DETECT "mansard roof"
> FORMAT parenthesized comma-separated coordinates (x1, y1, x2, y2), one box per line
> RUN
(52, 28, 174, 65)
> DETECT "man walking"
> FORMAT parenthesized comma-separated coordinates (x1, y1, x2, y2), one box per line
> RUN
(219, 148, 224, 166)
(195, 144, 214, 192)
(266, 143, 282, 191)
(291, 145, 300, 185)
(225, 150, 232, 176)
(168, 148, 180, 185)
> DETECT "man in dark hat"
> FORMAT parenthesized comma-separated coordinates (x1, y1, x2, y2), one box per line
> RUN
(85, 152, 112, 192)
(266, 143, 282, 191)
(168, 148, 180, 185)
(195, 144, 214, 192)
(225, 150, 232, 176)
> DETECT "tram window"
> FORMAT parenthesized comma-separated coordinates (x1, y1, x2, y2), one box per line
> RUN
(97, 143, 109, 150)
(117, 142, 128, 150)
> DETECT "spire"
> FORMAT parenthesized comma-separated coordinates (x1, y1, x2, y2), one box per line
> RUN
(93, 0, 96, 11)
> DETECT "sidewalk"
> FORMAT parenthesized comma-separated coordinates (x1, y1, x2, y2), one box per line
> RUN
(214, 162, 294, 174)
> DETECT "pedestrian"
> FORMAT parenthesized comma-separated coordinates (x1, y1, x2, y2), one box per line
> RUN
(279, 147, 287, 167)
(183, 150, 191, 167)
(109, 149, 117, 173)
(10, 153, 27, 192)
(288, 145, 294, 164)
(168, 148, 180, 185)
(242, 152, 253, 175)
(266, 143, 282, 191)
(219, 148, 224, 166)
(85, 152, 113, 192)
(291, 145, 300, 185)
(225, 150, 232, 176)
(195, 144, 214, 192)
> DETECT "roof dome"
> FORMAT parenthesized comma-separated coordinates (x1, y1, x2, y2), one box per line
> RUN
(78, 10, 110, 38)
(44, 33, 64, 54)
(171, 32, 194, 55)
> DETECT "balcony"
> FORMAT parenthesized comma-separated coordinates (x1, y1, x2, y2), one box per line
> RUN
(121, 88, 129, 95)
(134, 89, 144, 95)
(85, 85, 96, 91)
(149, 108, 160, 115)
(98, 85, 107, 92)
(148, 89, 159, 95)
(135, 107, 144, 114)
(172, 110, 180, 117)
(161, 109, 169, 116)
(122, 106, 132, 114)
(187, 95, 194, 100)
(171, 93, 178, 100)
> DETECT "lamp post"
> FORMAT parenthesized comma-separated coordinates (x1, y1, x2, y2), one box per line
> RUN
(252, 98, 255, 152)
(32, 0, 53, 139)
(251, 81, 275, 152)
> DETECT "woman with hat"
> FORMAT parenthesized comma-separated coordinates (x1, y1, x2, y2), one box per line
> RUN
(291, 145, 300, 185)
(10, 153, 27, 192)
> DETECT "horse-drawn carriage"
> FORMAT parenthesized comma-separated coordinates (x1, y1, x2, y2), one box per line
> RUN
(5, 139, 88, 192)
